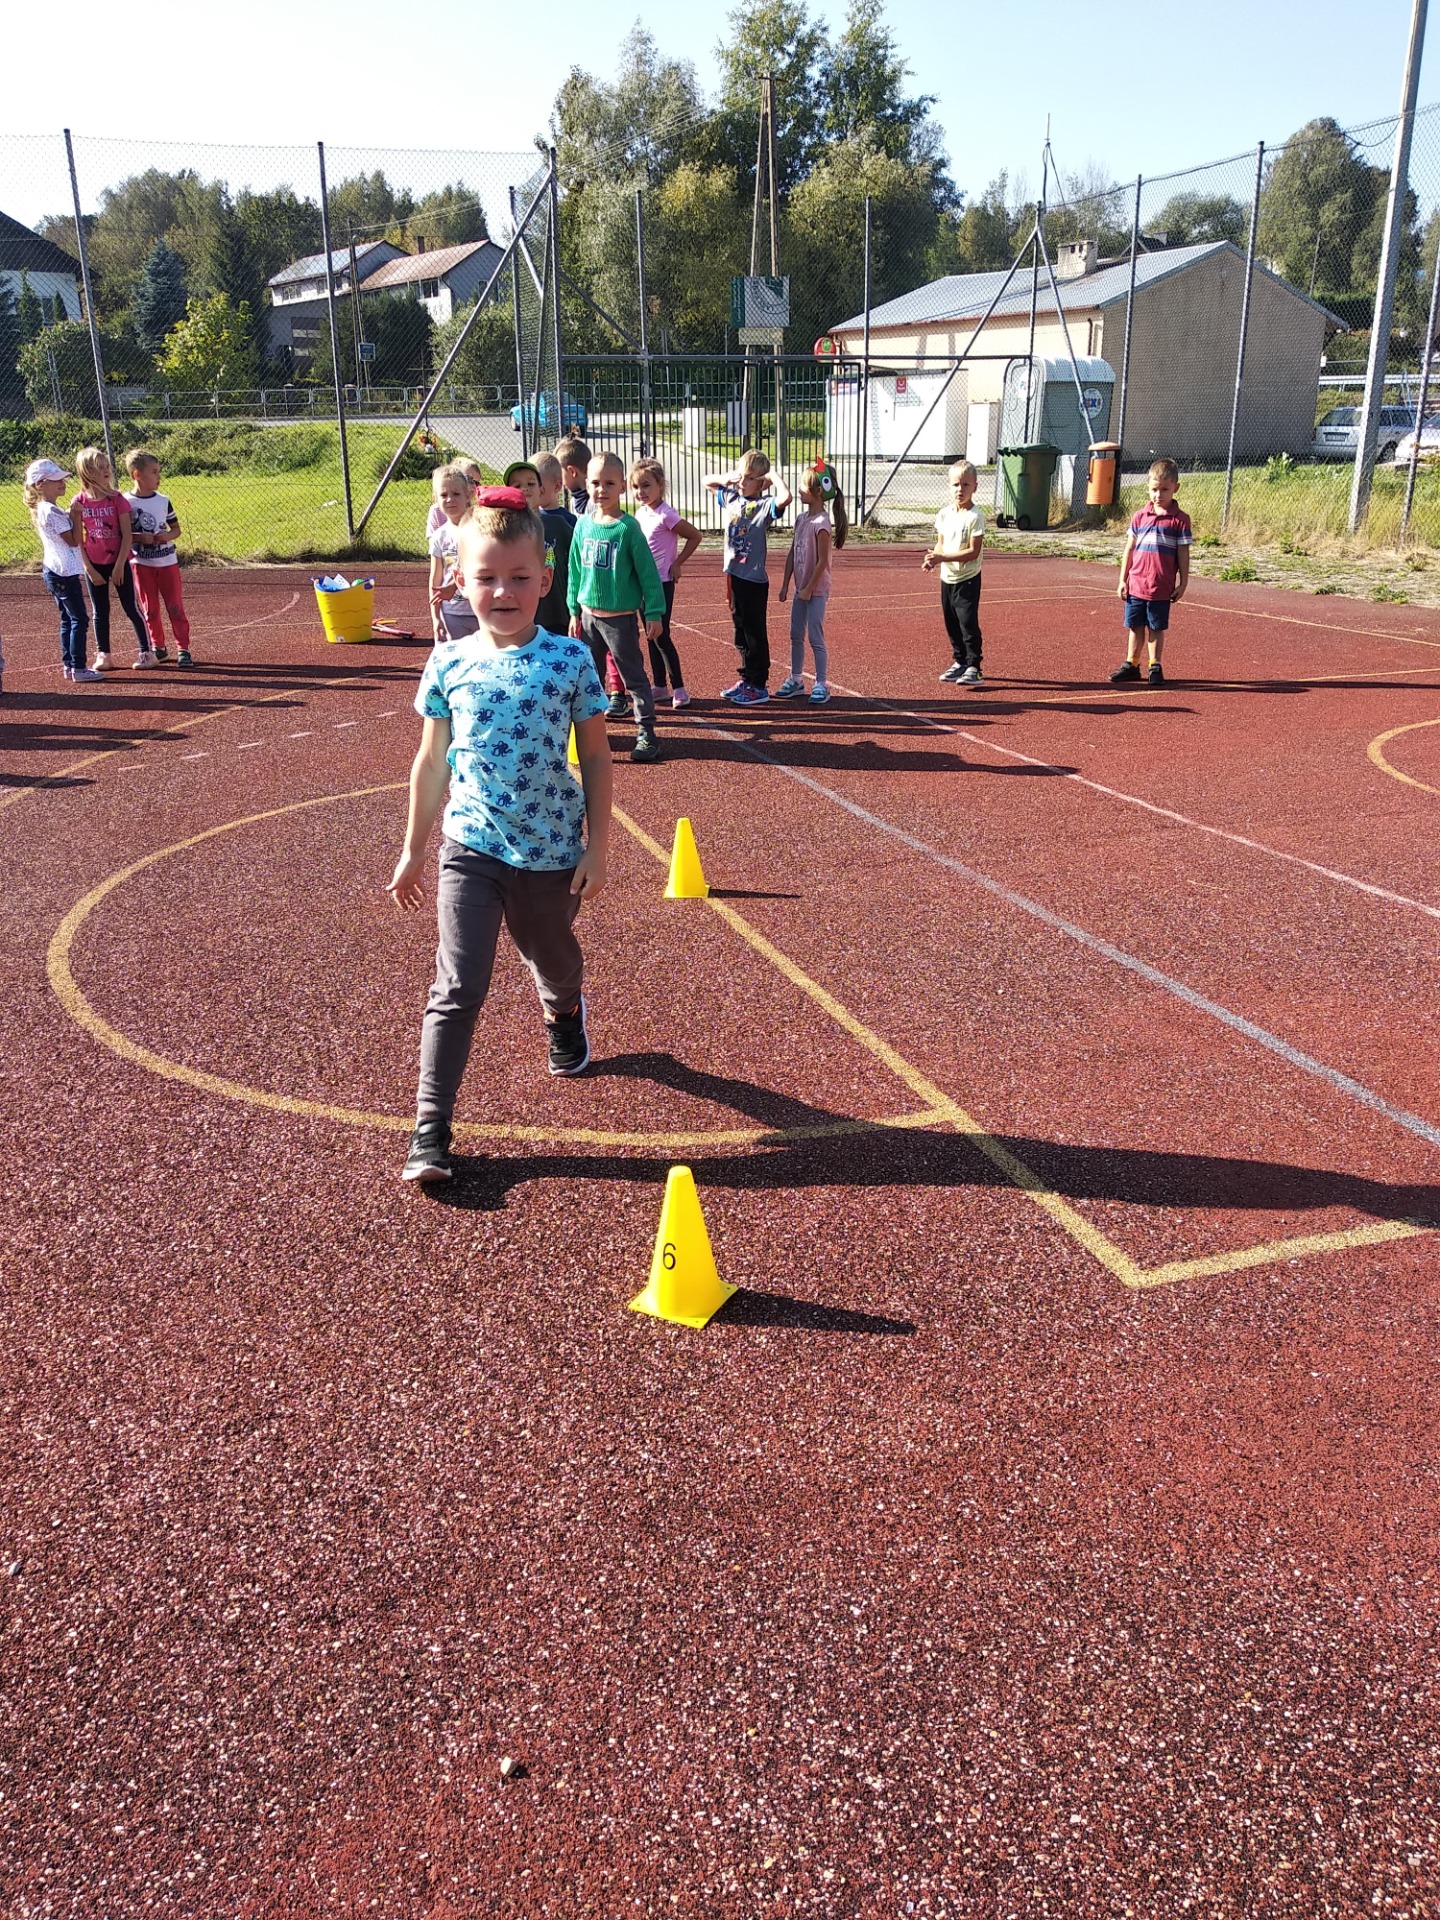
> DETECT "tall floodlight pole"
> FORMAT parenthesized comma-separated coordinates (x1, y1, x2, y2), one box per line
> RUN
(1349, 0, 1429, 532)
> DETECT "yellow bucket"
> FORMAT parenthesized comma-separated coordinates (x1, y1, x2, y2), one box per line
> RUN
(315, 579, 375, 643)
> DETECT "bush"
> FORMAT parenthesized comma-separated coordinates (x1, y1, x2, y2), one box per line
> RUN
(0, 414, 107, 478)
(1219, 558, 1258, 581)
(367, 433, 458, 484)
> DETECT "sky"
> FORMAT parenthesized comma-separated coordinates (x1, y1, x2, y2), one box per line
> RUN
(3, 0, 1438, 224)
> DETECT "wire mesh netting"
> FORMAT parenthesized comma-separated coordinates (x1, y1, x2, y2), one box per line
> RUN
(6, 101, 1440, 562)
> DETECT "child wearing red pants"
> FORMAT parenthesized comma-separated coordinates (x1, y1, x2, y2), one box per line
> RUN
(123, 447, 193, 667)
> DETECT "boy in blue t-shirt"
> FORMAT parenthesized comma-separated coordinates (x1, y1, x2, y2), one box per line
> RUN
(703, 449, 792, 703)
(387, 487, 612, 1184)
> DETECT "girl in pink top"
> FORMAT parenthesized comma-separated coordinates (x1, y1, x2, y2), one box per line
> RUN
(777, 460, 847, 703)
(630, 458, 701, 708)
(73, 445, 152, 671)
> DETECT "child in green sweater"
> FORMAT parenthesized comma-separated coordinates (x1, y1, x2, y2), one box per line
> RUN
(567, 451, 666, 764)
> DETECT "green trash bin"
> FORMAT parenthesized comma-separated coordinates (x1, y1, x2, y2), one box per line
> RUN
(997, 443, 1061, 530)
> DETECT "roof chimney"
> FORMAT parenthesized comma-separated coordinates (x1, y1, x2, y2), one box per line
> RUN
(1056, 239, 1098, 281)
(416, 234, 427, 254)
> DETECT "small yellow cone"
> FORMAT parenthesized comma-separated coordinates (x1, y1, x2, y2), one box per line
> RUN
(567, 723, 580, 767)
(628, 1166, 736, 1328)
(664, 817, 709, 899)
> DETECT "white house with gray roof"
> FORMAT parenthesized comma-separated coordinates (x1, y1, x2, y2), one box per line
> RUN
(830, 241, 1345, 463)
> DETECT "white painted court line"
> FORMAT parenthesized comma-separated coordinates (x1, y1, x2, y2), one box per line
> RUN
(700, 717, 1440, 1155)
(236, 742, 264, 750)
(375, 710, 397, 718)
(672, 615, 1440, 926)
(333, 720, 359, 729)
(178, 752, 209, 761)
(288, 730, 314, 738)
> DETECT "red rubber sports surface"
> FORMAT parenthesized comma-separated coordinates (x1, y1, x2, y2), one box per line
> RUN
(2, 556, 1438, 1916)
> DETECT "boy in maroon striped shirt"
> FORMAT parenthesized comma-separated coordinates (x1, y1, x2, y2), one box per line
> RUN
(1110, 458, 1191, 688)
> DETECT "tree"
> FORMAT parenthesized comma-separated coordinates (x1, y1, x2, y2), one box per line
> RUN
(433, 298, 514, 393)
(17, 318, 147, 412)
(1153, 191, 1248, 248)
(408, 184, 492, 248)
(131, 241, 189, 353)
(155, 293, 259, 391)
(821, 0, 945, 177)
(17, 269, 44, 343)
(714, 0, 831, 195)
(940, 175, 1021, 274)
(327, 170, 417, 242)
(82, 168, 228, 313)
(235, 186, 324, 293)
(1259, 117, 1385, 295)
(649, 164, 750, 349)
(786, 136, 943, 344)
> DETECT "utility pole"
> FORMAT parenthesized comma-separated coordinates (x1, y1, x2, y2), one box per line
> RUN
(742, 83, 769, 447)
(348, 236, 367, 408)
(764, 72, 786, 467)
(1349, 0, 1429, 531)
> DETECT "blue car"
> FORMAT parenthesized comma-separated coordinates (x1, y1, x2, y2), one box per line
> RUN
(510, 391, 588, 435)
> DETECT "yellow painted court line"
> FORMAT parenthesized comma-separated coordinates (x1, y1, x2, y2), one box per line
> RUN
(45, 786, 959, 1154)
(614, 805, 1147, 1287)
(1368, 714, 1440, 796)
(45, 786, 1435, 1293)
(1133, 1218, 1429, 1289)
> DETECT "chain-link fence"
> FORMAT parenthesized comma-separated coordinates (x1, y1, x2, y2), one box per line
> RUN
(6, 100, 1440, 563)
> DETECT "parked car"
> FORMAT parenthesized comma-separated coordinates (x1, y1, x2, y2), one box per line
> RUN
(510, 390, 588, 436)
(1392, 417, 1440, 466)
(1311, 403, 1416, 463)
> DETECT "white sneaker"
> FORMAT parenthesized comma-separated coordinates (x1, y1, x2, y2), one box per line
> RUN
(133, 651, 157, 669)
(93, 652, 110, 673)
(774, 676, 807, 698)
(62, 666, 75, 681)
(72, 667, 104, 682)
(958, 666, 985, 687)
(671, 686, 691, 709)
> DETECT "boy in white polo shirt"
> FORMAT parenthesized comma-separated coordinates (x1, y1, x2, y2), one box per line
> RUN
(923, 460, 986, 689)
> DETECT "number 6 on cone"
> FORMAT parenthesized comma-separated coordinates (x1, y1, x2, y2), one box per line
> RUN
(628, 1166, 736, 1328)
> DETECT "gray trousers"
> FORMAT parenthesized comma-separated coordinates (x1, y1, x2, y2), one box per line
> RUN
(788, 591, 829, 683)
(417, 838, 583, 1119)
(582, 608, 655, 724)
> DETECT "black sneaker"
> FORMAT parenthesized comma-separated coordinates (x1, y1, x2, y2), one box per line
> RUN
(401, 1117, 453, 1183)
(1109, 660, 1142, 683)
(938, 663, 966, 682)
(177, 650, 193, 668)
(606, 692, 630, 720)
(547, 1000, 590, 1076)
(1147, 662, 1165, 686)
(630, 726, 661, 763)
(153, 645, 169, 662)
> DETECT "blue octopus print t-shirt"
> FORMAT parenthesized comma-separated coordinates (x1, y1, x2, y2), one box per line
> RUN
(414, 626, 607, 870)
(720, 486, 783, 582)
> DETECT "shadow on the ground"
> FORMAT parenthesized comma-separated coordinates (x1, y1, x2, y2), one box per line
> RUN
(421, 1050, 1439, 1232)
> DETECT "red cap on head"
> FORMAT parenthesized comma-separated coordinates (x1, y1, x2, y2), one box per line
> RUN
(474, 485, 529, 510)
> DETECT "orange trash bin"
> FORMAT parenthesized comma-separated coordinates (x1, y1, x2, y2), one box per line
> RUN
(1086, 441, 1121, 507)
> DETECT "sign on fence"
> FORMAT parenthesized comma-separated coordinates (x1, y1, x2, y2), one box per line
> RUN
(731, 276, 789, 330)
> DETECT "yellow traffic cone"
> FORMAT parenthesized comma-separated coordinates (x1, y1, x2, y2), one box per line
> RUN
(664, 817, 709, 899)
(628, 1166, 736, 1328)
(568, 723, 580, 768)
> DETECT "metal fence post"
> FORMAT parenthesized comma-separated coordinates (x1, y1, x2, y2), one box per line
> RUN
(509, 188, 528, 460)
(859, 195, 872, 522)
(1115, 174, 1142, 460)
(635, 187, 652, 455)
(63, 131, 112, 464)
(1350, 0, 1429, 533)
(1401, 230, 1440, 538)
(1222, 143, 1265, 533)
(316, 142, 355, 543)
(549, 152, 564, 432)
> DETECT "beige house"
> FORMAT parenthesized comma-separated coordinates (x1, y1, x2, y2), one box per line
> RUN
(829, 241, 1344, 462)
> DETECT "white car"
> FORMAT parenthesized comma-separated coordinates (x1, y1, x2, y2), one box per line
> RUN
(1311, 404, 1415, 462)
(1393, 417, 1440, 466)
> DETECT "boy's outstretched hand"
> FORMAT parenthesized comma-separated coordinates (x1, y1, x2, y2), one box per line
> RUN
(387, 853, 426, 911)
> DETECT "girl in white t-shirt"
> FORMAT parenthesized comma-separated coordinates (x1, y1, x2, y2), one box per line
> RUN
(629, 458, 701, 707)
(23, 457, 102, 682)
(777, 461, 847, 704)
(426, 463, 479, 643)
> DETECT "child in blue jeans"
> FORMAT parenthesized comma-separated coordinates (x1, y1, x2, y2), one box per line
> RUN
(24, 458, 102, 682)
